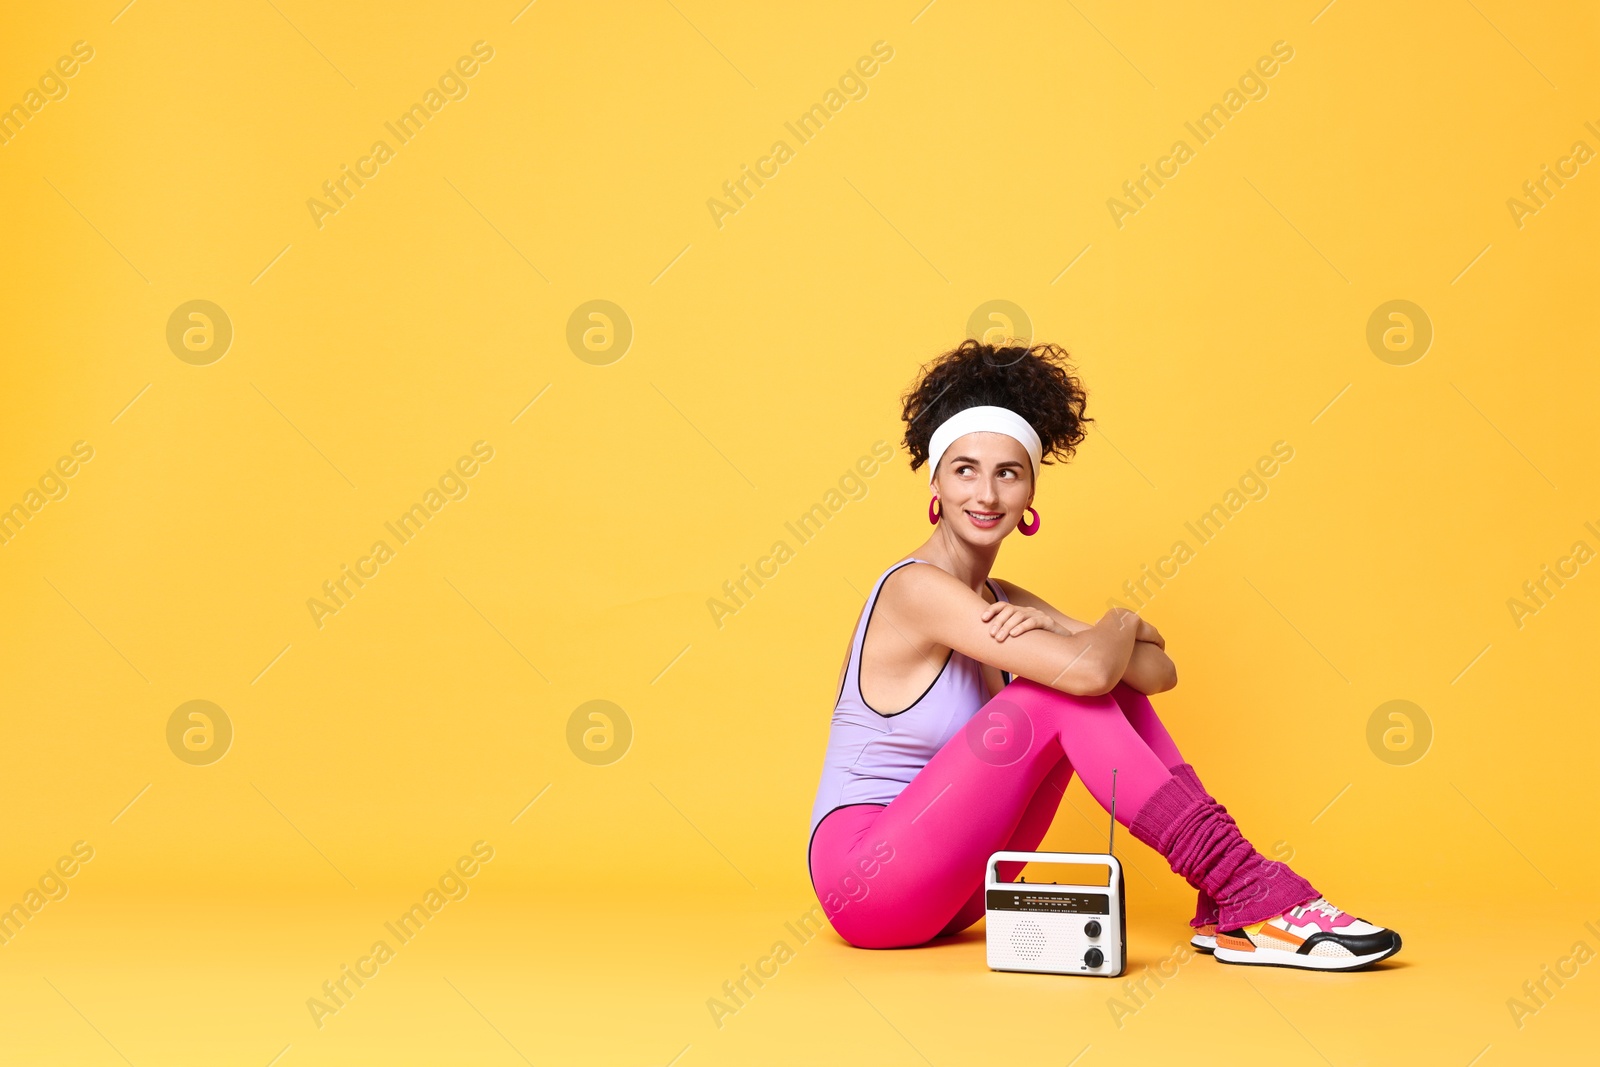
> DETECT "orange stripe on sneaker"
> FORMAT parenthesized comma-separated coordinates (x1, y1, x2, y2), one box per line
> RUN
(1263, 924, 1307, 947)
(1217, 933, 1255, 951)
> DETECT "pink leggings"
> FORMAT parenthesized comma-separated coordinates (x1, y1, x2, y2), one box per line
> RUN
(808, 677, 1191, 948)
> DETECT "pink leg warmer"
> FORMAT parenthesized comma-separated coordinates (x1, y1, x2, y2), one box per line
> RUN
(1169, 763, 1219, 928)
(1129, 761, 1319, 929)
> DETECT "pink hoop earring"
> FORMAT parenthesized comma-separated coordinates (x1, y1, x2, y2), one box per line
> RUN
(1018, 506, 1040, 535)
(928, 496, 941, 525)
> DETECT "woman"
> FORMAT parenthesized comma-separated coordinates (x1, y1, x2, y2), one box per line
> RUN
(806, 339, 1401, 971)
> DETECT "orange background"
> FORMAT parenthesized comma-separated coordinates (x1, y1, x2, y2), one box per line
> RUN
(1, 0, 1596, 1063)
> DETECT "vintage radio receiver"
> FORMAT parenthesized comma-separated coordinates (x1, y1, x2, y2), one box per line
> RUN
(985, 770, 1126, 977)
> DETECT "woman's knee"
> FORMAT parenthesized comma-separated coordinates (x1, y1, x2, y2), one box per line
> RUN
(1002, 679, 1122, 732)
(1007, 677, 1119, 707)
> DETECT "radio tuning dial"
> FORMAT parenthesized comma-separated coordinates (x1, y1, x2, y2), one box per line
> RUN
(1084, 920, 1102, 938)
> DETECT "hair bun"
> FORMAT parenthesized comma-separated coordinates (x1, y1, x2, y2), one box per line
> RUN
(899, 339, 1092, 477)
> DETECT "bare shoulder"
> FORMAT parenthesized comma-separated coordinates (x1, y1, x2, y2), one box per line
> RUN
(875, 561, 990, 622)
(885, 559, 976, 598)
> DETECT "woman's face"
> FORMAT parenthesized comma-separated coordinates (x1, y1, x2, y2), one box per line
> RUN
(932, 432, 1033, 542)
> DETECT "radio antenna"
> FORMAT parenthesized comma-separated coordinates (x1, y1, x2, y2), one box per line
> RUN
(1107, 768, 1118, 855)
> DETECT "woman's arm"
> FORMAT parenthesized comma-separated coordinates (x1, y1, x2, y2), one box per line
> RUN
(886, 564, 1141, 696)
(992, 578, 1095, 634)
(997, 578, 1176, 693)
(1121, 640, 1178, 694)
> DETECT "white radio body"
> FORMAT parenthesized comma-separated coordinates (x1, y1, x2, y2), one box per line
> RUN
(984, 851, 1126, 977)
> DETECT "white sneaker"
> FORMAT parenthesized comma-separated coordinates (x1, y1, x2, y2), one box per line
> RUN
(1213, 898, 1401, 971)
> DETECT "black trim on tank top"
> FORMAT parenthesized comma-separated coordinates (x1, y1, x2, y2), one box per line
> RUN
(807, 801, 889, 899)
(856, 561, 1008, 716)
(832, 558, 917, 712)
(831, 638, 850, 710)
(857, 560, 952, 717)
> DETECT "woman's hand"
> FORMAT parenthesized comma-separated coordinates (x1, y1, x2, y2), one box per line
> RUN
(1096, 606, 1162, 647)
(980, 601, 1060, 641)
(1134, 616, 1165, 649)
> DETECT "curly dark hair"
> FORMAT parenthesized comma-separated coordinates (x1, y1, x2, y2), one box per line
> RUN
(899, 338, 1093, 481)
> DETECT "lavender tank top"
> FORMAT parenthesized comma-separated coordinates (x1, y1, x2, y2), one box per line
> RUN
(808, 558, 1011, 839)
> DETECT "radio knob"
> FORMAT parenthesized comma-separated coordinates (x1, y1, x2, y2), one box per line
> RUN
(1084, 920, 1102, 938)
(1084, 947, 1105, 968)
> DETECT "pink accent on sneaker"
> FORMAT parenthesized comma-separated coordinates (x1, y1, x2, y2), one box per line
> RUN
(1278, 898, 1358, 932)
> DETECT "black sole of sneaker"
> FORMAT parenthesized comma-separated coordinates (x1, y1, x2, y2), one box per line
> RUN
(1214, 933, 1402, 972)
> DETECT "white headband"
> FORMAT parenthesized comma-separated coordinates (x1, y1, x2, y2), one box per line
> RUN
(926, 405, 1042, 486)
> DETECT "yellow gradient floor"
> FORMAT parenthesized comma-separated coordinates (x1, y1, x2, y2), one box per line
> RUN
(6, 889, 1597, 1065)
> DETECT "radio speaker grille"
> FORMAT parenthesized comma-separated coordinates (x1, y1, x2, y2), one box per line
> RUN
(1009, 919, 1046, 960)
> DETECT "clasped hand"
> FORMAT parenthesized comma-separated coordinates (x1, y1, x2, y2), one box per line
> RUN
(980, 600, 1165, 649)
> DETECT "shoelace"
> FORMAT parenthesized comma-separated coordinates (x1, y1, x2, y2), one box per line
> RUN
(1289, 897, 1343, 924)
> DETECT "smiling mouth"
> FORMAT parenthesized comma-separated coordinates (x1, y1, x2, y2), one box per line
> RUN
(966, 510, 1003, 521)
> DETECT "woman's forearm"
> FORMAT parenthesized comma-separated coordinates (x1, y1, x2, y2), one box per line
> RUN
(1119, 640, 1177, 694)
